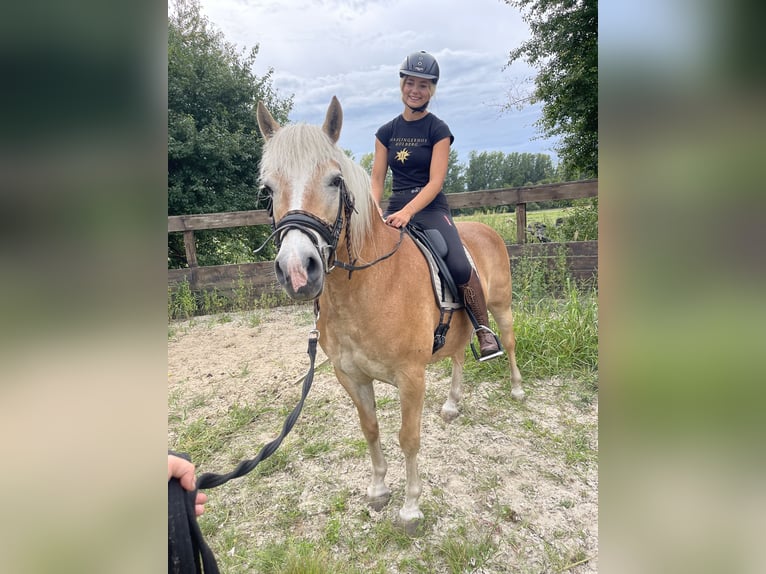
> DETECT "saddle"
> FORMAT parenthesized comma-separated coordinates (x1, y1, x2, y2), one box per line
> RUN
(404, 224, 474, 354)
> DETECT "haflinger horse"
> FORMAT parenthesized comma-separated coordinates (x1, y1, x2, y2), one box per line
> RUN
(256, 96, 523, 534)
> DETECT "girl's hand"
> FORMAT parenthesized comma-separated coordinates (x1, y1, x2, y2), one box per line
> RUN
(385, 209, 412, 228)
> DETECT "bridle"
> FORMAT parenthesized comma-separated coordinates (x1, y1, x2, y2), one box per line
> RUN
(269, 176, 405, 279)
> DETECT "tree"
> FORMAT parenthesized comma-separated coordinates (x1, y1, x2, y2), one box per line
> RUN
(168, 0, 292, 267)
(504, 0, 597, 178)
(464, 150, 507, 191)
(443, 149, 466, 194)
(359, 152, 392, 198)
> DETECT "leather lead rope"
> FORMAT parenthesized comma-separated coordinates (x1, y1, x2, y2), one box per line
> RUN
(168, 331, 319, 573)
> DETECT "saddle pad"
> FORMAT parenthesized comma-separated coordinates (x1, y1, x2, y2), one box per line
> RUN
(407, 229, 471, 310)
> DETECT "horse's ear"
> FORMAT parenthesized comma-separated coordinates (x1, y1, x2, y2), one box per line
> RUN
(256, 100, 281, 141)
(322, 96, 343, 144)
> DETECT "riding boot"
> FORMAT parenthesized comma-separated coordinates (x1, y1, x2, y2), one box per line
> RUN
(458, 269, 504, 361)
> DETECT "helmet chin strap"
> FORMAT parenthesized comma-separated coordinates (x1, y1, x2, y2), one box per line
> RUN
(408, 102, 429, 113)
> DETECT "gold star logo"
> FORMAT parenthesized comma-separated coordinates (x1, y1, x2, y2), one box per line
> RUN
(395, 148, 410, 163)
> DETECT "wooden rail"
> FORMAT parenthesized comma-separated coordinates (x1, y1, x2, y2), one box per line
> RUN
(168, 179, 597, 297)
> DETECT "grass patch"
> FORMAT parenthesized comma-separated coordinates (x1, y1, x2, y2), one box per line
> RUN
(513, 281, 598, 380)
(170, 401, 282, 466)
(339, 437, 368, 459)
(436, 523, 497, 574)
(168, 277, 296, 321)
(455, 206, 578, 243)
(521, 418, 596, 467)
(251, 538, 359, 574)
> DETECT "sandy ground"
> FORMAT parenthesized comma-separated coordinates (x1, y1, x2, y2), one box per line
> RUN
(168, 304, 598, 572)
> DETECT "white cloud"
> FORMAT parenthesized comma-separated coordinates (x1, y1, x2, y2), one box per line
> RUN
(195, 0, 560, 163)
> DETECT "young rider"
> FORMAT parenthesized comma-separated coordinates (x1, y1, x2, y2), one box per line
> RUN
(370, 51, 503, 361)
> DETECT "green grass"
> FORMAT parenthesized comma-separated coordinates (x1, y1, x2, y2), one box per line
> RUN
(455, 206, 578, 243)
(172, 401, 282, 466)
(436, 523, 497, 574)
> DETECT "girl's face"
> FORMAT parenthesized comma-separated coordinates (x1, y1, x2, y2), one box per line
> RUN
(401, 76, 433, 109)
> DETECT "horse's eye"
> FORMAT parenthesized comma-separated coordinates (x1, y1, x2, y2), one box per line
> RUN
(330, 176, 343, 189)
(260, 184, 274, 198)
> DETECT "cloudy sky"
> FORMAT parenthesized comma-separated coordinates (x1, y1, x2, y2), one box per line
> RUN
(194, 0, 561, 164)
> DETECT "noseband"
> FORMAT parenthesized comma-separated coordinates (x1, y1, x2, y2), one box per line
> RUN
(269, 174, 406, 280)
(271, 177, 356, 274)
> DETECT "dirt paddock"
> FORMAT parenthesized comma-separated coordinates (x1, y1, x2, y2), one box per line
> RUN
(168, 304, 598, 572)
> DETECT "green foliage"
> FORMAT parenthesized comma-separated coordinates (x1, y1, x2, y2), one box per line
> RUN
(443, 148, 466, 193)
(168, 0, 291, 267)
(504, 0, 598, 178)
(168, 278, 197, 319)
(361, 147, 555, 201)
(168, 275, 295, 320)
(250, 538, 355, 574)
(456, 211, 518, 242)
(511, 244, 570, 300)
(459, 272, 597, 395)
(513, 279, 599, 379)
(358, 152, 392, 199)
(549, 197, 598, 242)
(464, 150, 556, 192)
(201, 287, 227, 315)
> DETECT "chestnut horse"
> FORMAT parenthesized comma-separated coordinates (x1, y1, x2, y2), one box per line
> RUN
(256, 96, 523, 532)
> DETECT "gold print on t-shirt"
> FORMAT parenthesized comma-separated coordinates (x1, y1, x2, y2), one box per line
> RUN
(395, 148, 410, 164)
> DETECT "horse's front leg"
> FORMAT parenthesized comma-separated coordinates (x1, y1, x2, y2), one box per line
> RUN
(337, 373, 391, 510)
(397, 371, 426, 534)
(440, 352, 465, 422)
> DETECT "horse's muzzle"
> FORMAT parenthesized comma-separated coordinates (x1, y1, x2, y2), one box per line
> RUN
(274, 231, 325, 300)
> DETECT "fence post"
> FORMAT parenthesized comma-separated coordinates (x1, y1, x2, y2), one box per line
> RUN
(183, 230, 199, 288)
(516, 203, 527, 244)
(183, 230, 198, 267)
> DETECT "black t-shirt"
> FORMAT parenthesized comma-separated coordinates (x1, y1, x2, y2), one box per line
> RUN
(375, 113, 454, 192)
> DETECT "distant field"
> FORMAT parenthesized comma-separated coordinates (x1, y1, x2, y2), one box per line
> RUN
(455, 207, 573, 243)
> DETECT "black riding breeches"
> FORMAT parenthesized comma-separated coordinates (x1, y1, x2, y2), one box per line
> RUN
(385, 198, 472, 285)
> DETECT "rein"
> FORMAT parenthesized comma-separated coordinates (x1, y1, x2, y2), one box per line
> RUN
(196, 331, 319, 489)
(168, 331, 320, 573)
(333, 226, 405, 278)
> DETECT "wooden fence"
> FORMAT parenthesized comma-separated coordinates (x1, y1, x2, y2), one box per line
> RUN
(168, 179, 598, 298)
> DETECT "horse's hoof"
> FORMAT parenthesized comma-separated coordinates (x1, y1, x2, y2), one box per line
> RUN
(367, 492, 391, 512)
(403, 518, 425, 537)
(397, 513, 426, 537)
(440, 404, 459, 423)
(511, 388, 525, 401)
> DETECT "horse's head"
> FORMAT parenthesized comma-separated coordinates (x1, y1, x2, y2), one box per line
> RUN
(257, 96, 359, 300)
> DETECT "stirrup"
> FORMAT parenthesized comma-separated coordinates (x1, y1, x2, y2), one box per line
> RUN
(469, 326, 505, 362)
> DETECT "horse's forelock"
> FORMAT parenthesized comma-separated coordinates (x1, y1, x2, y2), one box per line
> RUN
(260, 124, 336, 179)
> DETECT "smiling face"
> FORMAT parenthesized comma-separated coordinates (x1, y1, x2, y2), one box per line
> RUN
(400, 75, 435, 110)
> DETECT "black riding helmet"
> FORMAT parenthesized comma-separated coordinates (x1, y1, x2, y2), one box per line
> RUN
(399, 51, 439, 84)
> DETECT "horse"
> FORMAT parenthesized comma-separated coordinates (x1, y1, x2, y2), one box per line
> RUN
(256, 96, 523, 533)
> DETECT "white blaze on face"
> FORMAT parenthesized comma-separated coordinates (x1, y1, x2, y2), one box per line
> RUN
(279, 230, 314, 291)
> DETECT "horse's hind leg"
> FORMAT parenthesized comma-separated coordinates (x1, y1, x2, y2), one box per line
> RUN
(337, 374, 391, 510)
(490, 303, 524, 400)
(440, 352, 465, 423)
